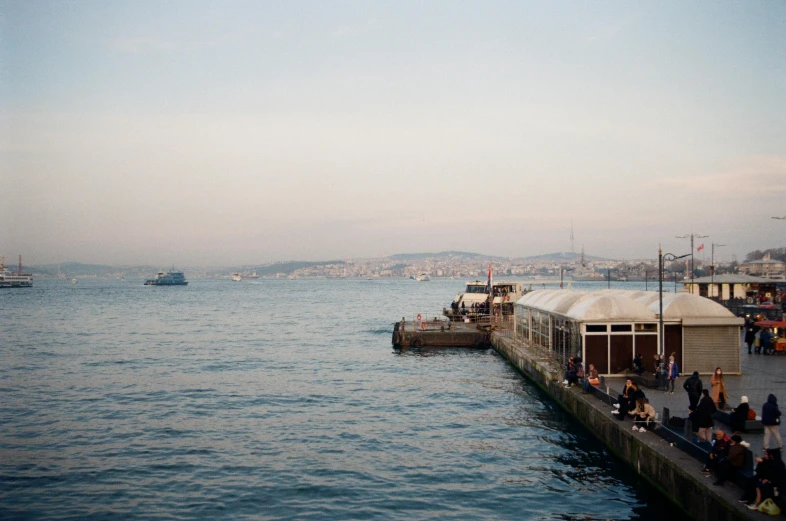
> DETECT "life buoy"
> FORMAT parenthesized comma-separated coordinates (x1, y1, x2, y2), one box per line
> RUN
(416, 313, 422, 321)
(420, 321, 426, 329)
(747, 297, 753, 304)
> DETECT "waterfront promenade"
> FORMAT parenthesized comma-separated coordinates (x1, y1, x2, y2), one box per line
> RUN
(489, 329, 782, 521)
(604, 347, 785, 458)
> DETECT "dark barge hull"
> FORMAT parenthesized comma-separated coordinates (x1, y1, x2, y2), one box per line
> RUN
(392, 321, 490, 348)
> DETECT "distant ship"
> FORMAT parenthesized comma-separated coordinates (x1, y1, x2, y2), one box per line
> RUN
(244, 271, 259, 279)
(231, 273, 242, 281)
(411, 274, 431, 281)
(144, 268, 188, 286)
(0, 255, 33, 288)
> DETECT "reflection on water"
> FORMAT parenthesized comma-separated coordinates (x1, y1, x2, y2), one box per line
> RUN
(1, 278, 689, 520)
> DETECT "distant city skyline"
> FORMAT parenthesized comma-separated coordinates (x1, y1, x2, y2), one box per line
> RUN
(3, 1, 785, 266)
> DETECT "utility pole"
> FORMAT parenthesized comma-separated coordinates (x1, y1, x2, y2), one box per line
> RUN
(711, 243, 725, 298)
(676, 233, 708, 293)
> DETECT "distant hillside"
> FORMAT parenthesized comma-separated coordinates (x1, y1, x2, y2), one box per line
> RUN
(389, 251, 498, 261)
(31, 262, 141, 276)
(250, 260, 346, 276)
(516, 252, 607, 263)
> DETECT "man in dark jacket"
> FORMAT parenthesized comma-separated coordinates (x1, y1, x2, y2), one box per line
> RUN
(761, 394, 783, 450)
(714, 434, 747, 485)
(695, 389, 717, 443)
(683, 371, 703, 410)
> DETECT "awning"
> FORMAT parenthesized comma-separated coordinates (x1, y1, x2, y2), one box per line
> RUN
(754, 320, 786, 328)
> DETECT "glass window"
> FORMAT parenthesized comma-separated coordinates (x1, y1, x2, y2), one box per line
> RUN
(635, 323, 657, 332)
(586, 324, 607, 333)
(611, 324, 632, 332)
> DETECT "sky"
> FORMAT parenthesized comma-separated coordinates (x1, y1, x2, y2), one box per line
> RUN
(2, 1, 785, 266)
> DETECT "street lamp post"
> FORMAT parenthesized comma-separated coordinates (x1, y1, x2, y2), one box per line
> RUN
(659, 247, 689, 361)
(676, 233, 708, 293)
(560, 266, 574, 289)
(710, 242, 725, 298)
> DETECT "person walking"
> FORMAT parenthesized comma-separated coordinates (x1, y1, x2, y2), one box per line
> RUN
(710, 367, 727, 408)
(683, 371, 703, 410)
(762, 394, 783, 450)
(666, 355, 679, 394)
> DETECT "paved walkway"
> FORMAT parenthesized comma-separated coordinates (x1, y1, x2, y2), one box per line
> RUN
(604, 338, 786, 457)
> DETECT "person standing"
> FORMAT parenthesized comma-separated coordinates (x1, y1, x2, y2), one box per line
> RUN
(695, 389, 717, 443)
(683, 371, 703, 410)
(744, 322, 756, 354)
(666, 355, 679, 394)
(762, 394, 783, 450)
(710, 367, 727, 408)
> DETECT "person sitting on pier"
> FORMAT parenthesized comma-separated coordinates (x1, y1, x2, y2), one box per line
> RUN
(632, 353, 644, 376)
(631, 398, 656, 432)
(701, 429, 730, 474)
(730, 396, 751, 434)
(695, 390, 717, 443)
(740, 449, 786, 509)
(582, 364, 600, 393)
(713, 434, 749, 486)
(612, 379, 634, 418)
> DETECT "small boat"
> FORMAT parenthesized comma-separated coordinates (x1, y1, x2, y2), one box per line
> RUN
(144, 268, 188, 286)
(231, 273, 242, 281)
(411, 273, 431, 281)
(71, 278, 78, 284)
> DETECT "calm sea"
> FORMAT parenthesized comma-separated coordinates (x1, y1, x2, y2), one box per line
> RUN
(1, 278, 687, 520)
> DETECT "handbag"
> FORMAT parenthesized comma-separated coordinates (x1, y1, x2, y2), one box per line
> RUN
(758, 498, 781, 516)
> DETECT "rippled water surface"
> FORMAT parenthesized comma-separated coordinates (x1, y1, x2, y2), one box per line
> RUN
(1, 279, 686, 520)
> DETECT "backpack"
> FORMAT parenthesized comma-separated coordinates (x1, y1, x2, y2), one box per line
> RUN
(668, 416, 685, 429)
(748, 408, 757, 420)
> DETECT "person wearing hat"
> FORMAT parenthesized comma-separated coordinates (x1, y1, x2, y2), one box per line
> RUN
(730, 396, 751, 434)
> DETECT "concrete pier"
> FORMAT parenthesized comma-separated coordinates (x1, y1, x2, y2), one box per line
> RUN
(490, 332, 758, 521)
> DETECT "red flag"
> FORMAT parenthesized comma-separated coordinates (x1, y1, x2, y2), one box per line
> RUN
(697, 244, 704, 252)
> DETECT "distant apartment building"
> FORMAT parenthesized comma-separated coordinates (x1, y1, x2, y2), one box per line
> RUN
(738, 254, 786, 279)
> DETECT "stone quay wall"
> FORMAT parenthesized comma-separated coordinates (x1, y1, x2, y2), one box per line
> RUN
(490, 333, 754, 521)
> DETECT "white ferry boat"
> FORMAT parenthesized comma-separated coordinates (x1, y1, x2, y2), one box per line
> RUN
(444, 280, 526, 320)
(231, 273, 242, 281)
(0, 256, 33, 288)
(411, 273, 431, 281)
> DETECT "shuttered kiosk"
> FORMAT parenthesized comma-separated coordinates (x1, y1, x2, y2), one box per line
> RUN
(513, 289, 743, 376)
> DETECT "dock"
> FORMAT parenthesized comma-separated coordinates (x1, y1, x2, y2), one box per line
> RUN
(392, 317, 491, 348)
(489, 331, 767, 521)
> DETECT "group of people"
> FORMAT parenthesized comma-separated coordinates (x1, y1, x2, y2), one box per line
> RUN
(698, 427, 786, 513)
(610, 378, 657, 431)
(744, 319, 781, 355)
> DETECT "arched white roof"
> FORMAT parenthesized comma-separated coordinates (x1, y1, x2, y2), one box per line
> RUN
(565, 294, 655, 321)
(516, 289, 739, 323)
(648, 292, 736, 319)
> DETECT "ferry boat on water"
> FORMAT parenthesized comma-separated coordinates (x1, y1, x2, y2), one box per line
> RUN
(444, 280, 526, 321)
(0, 255, 33, 288)
(144, 268, 188, 286)
(411, 273, 431, 281)
(231, 273, 242, 281)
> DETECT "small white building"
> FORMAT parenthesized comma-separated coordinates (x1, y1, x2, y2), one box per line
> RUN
(514, 289, 743, 375)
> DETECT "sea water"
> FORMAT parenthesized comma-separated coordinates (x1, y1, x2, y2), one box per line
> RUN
(1, 278, 687, 520)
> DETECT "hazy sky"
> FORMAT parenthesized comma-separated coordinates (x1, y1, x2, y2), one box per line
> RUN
(3, 1, 785, 266)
